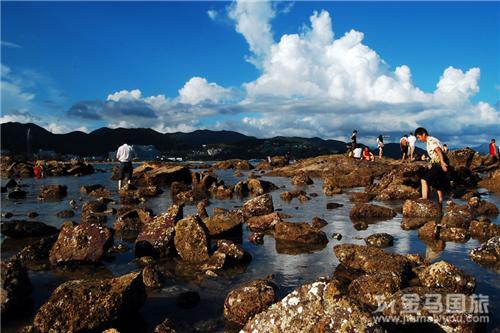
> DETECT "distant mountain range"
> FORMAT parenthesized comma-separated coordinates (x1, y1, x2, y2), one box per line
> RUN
(0, 122, 424, 160)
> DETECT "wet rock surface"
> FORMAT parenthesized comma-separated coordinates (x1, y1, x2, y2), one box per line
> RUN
(403, 199, 442, 218)
(349, 203, 397, 221)
(49, 222, 113, 265)
(469, 236, 500, 264)
(202, 209, 243, 237)
(135, 205, 183, 258)
(174, 215, 210, 263)
(364, 233, 394, 248)
(224, 279, 278, 327)
(247, 212, 282, 232)
(38, 184, 68, 200)
(274, 221, 328, 245)
(33, 272, 146, 332)
(416, 260, 476, 294)
(242, 193, 274, 219)
(242, 280, 385, 333)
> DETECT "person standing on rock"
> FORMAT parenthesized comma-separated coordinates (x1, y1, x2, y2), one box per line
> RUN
(400, 135, 409, 160)
(415, 127, 449, 206)
(408, 132, 417, 160)
(116, 138, 135, 190)
(376, 134, 384, 159)
(489, 139, 498, 157)
(351, 130, 358, 151)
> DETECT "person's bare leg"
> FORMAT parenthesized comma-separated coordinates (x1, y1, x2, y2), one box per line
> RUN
(437, 190, 444, 205)
(379, 148, 382, 159)
(118, 180, 122, 190)
(421, 179, 429, 199)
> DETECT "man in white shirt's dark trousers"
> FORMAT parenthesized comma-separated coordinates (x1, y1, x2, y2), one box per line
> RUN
(115, 138, 135, 190)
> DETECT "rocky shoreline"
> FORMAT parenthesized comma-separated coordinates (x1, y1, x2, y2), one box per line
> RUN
(1, 149, 499, 332)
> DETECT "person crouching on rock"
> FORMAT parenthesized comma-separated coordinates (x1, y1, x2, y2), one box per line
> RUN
(116, 137, 136, 190)
(362, 147, 375, 161)
(415, 127, 449, 206)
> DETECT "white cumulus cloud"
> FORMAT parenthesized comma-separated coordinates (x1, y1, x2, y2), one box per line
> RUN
(178, 77, 230, 105)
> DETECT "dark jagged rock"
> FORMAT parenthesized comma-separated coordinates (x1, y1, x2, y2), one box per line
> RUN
(349, 203, 396, 221)
(1, 220, 58, 238)
(416, 261, 475, 294)
(80, 184, 104, 194)
(243, 193, 274, 219)
(49, 222, 113, 265)
(353, 221, 368, 230)
(33, 272, 146, 333)
(469, 236, 500, 264)
(447, 147, 482, 169)
(400, 217, 429, 230)
(403, 199, 441, 218)
(275, 221, 328, 245)
(174, 215, 210, 263)
(442, 203, 473, 228)
(474, 200, 499, 217)
(242, 280, 385, 333)
(3, 212, 13, 219)
(81, 200, 108, 224)
(478, 169, 500, 193)
(5, 178, 18, 188)
(38, 184, 67, 200)
(348, 192, 374, 203)
(27, 212, 39, 218)
(1, 258, 32, 316)
(364, 233, 394, 248)
(224, 279, 278, 327)
(196, 201, 209, 218)
(202, 209, 243, 237)
(331, 232, 342, 240)
(135, 205, 183, 258)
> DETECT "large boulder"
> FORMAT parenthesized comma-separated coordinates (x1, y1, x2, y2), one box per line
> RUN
(174, 215, 210, 263)
(1, 220, 58, 238)
(242, 280, 385, 333)
(416, 261, 475, 294)
(349, 203, 397, 221)
(375, 184, 420, 201)
(224, 279, 278, 327)
(135, 205, 183, 258)
(474, 200, 499, 217)
(33, 272, 146, 333)
(80, 184, 104, 194)
(270, 155, 289, 167)
(274, 221, 328, 245)
(134, 164, 192, 187)
(323, 172, 373, 189)
(38, 185, 67, 200)
(403, 199, 441, 218)
(442, 203, 473, 228)
(417, 220, 440, 240)
(1, 258, 32, 316)
(447, 147, 482, 169)
(439, 227, 470, 242)
(243, 194, 274, 219)
(7, 188, 27, 200)
(469, 236, 500, 264)
(49, 222, 113, 265)
(334, 244, 415, 277)
(202, 209, 243, 237)
(234, 178, 278, 197)
(291, 172, 314, 186)
(16, 235, 58, 267)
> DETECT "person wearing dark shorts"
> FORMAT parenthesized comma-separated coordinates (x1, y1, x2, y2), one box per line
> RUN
(116, 138, 136, 189)
(415, 127, 449, 205)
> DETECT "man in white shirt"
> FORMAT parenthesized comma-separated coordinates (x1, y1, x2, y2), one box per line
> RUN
(116, 138, 135, 189)
(352, 145, 362, 159)
(408, 132, 417, 161)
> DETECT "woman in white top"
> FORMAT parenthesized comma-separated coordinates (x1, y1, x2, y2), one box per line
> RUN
(376, 135, 384, 159)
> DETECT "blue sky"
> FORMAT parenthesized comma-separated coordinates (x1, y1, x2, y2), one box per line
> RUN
(1, 1, 499, 146)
